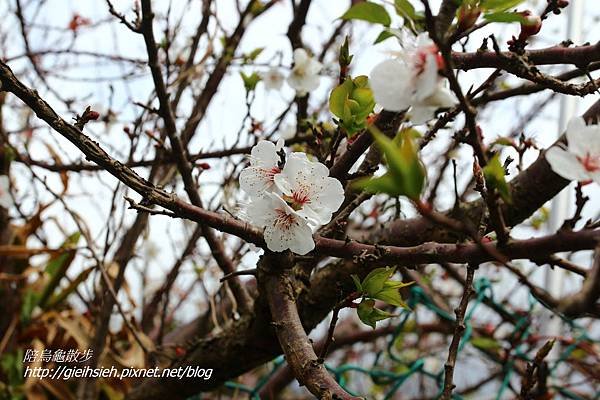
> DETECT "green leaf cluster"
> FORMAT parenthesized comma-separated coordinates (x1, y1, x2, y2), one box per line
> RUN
(329, 76, 375, 136)
(352, 267, 413, 328)
(354, 128, 426, 200)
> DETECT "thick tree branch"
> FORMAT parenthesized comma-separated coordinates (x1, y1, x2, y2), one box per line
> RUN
(259, 254, 360, 400)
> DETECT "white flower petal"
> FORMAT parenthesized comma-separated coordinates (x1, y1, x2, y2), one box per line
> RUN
(306, 58, 323, 76)
(408, 105, 437, 125)
(566, 116, 600, 158)
(415, 32, 433, 48)
(370, 59, 412, 112)
(591, 170, 600, 185)
(545, 146, 591, 181)
(414, 53, 439, 101)
(307, 177, 345, 224)
(239, 167, 278, 197)
(0, 176, 11, 209)
(245, 195, 275, 227)
(251, 140, 279, 168)
(426, 85, 456, 108)
(261, 193, 315, 255)
(293, 48, 309, 67)
(240, 140, 282, 197)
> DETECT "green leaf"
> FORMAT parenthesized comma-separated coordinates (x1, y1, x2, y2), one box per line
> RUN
(240, 71, 261, 91)
(483, 11, 527, 23)
(354, 172, 402, 196)
(394, 0, 418, 20)
(492, 137, 515, 147)
(245, 47, 264, 61)
(356, 267, 412, 310)
(329, 79, 354, 118)
(357, 127, 426, 200)
(529, 207, 549, 230)
(374, 286, 409, 308)
(20, 290, 40, 324)
(374, 29, 395, 44)
(362, 267, 396, 296)
(483, 153, 512, 204)
(357, 299, 394, 329)
(481, 0, 525, 12)
(341, 2, 391, 26)
(471, 336, 502, 351)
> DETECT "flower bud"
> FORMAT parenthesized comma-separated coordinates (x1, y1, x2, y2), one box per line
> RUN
(87, 111, 100, 121)
(457, 3, 481, 32)
(518, 11, 542, 41)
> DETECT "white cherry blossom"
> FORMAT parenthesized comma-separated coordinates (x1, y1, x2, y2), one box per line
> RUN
(239, 140, 345, 254)
(0, 176, 11, 209)
(246, 192, 315, 255)
(545, 117, 600, 184)
(287, 48, 322, 96)
(274, 154, 344, 226)
(239, 139, 284, 197)
(370, 31, 455, 123)
(261, 67, 284, 90)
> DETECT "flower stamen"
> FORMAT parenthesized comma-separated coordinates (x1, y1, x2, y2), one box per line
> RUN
(577, 153, 600, 172)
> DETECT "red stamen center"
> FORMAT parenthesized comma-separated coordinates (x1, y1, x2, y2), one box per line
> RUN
(577, 153, 600, 172)
(274, 208, 296, 230)
(264, 166, 281, 181)
(415, 45, 444, 74)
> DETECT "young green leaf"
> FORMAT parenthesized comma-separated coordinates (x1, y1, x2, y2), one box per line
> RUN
(341, 2, 391, 26)
(357, 299, 395, 329)
(339, 36, 353, 67)
(329, 76, 375, 135)
(483, 153, 512, 204)
(240, 71, 261, 92)
(374, 285, 410, 309)
(481, 0, 525, 12)
(354, 127, 426, 200)
(245, 47, 264, 61)
(394, 0, 418, 20)
(483, 11, 528, 24)
(471, 336, 502, 351)
(374, 29, 395, 44)
(362, 267, 396, 296)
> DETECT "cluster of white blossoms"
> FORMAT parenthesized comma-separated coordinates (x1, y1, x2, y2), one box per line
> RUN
(0, 175, 12, 209)
(546, 117, 600, 185)
(239, 140, 344, 255)
(261, 48, 322, 96)
(370, 31, 455, 124)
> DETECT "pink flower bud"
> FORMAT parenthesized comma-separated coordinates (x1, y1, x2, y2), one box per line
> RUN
(518, 11, 542, 41)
